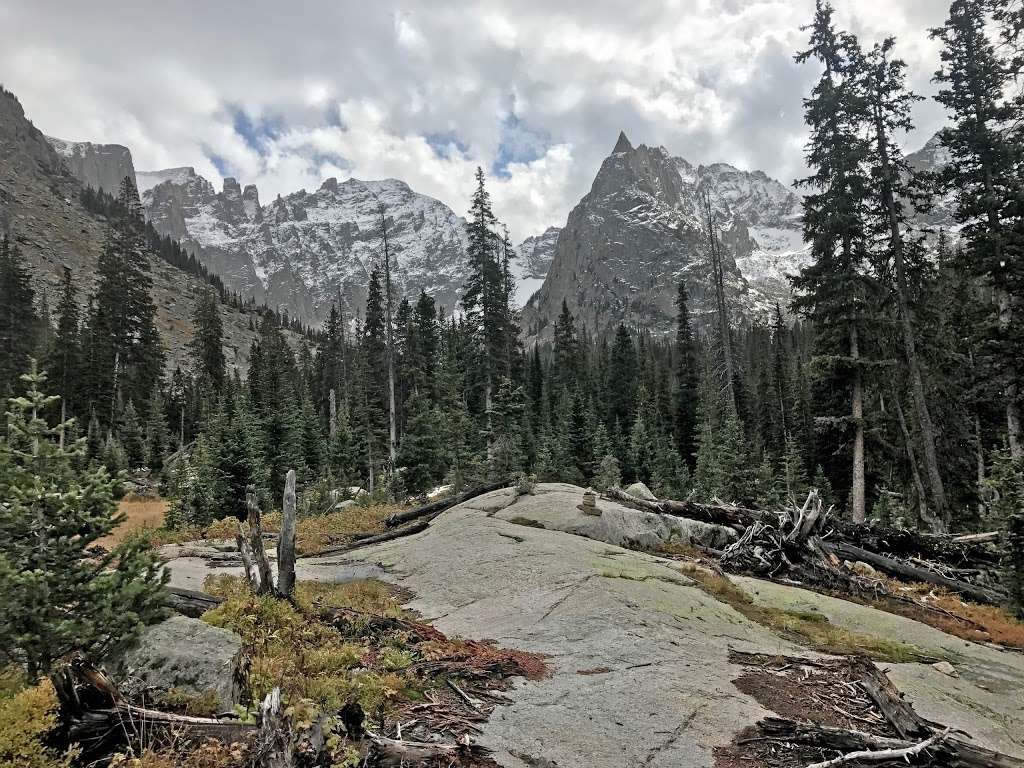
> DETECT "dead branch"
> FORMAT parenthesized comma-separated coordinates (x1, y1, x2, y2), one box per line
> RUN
(806, 728, 949, 768)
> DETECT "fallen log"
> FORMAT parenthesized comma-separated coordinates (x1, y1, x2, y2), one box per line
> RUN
(385, 480, 509, 528)
(164, 586, 224, 617)
(363, 730, 491, 766)
(756, 718, 1024, 768)
(850, 658, 932, 740)
(317, 517, 433, 556)
(825, 542, 1007, 607)
(605, 486, 771, 530)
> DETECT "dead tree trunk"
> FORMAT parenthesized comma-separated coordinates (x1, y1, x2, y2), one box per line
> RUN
(246, 487, 274, 595)
(850, 323, 866, 523)
(329, 388, 338, 439)
(277, 469, 297, 598)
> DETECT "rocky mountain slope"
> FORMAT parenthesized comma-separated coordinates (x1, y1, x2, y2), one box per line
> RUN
(45, 136, 136, 196)
(512, 225, 560, 306)
(521, 132, 807, 338)
(0, 88, 274, 375)
(141, 168, 471, 325)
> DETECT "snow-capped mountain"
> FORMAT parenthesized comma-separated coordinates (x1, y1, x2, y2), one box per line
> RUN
(512, 226, 560, 307)
(45, 137, 136, 196)
(522, 132, 808, 338)
(142, 170, 471, 325)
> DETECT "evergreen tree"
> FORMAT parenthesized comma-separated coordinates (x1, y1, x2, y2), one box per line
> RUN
(189, 287, 227, 391)
(0, 364, 166, 678)
(674, 282, 699, 469)
(119, 400, 146, 468)
(794, 2, 880, 521)
(933, 0, 1024, 460)
(397, 391, 445, 494)
(46, 267, 80, 421)
(0, 235, 38, 398)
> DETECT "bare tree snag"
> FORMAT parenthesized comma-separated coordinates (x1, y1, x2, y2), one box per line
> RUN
(277, 469, 297, 597)
(246, 487, 274, 595)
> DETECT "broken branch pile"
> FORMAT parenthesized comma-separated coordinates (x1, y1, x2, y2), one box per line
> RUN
(605, 486, 1010, 608)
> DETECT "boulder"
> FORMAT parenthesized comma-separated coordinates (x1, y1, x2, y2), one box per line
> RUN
(331, 499, 358, 513)
(625, 481, 657, 501)
(106, 615, 242, 709)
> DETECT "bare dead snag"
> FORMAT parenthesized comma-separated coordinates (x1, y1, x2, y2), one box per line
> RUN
(278, 469, 297, 597)
(246, 487, 275, 595)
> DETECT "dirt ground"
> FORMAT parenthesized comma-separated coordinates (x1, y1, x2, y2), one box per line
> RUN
(97, 498, 169, 549)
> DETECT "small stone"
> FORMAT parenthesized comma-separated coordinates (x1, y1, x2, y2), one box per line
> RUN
(932, 661, 959, 678)
(580, 488, 602, 517)
(850, 560, 877, 577)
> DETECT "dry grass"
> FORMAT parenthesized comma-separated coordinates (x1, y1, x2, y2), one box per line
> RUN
(856, 576, 1024, 651)
(96, 499, 170, 549)
(130, 502, 401, 556)
(675, 562, 937, 663)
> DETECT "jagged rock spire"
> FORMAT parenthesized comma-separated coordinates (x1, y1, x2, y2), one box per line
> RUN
(612, 131, 633, 154)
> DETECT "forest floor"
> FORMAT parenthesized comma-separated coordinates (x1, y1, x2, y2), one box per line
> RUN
(159, 483, 1024, 767)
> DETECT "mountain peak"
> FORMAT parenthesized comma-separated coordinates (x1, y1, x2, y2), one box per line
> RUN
(612, 131, 633, 154)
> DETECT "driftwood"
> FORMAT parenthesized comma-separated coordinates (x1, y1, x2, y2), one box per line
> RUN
(385, 480, 509, 528)
(806, 728, 950, 768)
(164, 586, 224, 617)
(825, 541, 1007, 606)
(278, 469, 297, 597)
(362, 730, 491, 766)
(610, 485, 1010, 607)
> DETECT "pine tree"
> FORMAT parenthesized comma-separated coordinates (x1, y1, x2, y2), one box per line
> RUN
(859, 37, 950, 531)
(0, 364, 166, 678)
(794, 2, 879, 521)
(144, 387, 170, 471)
(84, 178, 165, 425)
(933, 0, 1024, 459)
(0, 235, 38, 398)
(120, 400, 146, 468)
(46, 267, 80, 423)
(397, 391, 445, 494)
(189, 287, 227, 391)
(674, 282, 699, 469)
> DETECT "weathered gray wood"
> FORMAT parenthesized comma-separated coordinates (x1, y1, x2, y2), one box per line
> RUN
(246, 487, 274, 595)
(328, 388, 338, 439)
(384, 480, 509, 528)
(826, 541, 1006, 607)
(277, 469, 297, 597)
(165, 586, 224, 617)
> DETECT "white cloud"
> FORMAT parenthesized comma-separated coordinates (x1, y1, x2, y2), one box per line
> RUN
(0, 0, 951, 240)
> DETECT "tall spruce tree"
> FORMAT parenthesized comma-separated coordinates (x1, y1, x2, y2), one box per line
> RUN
(674, 282, 699, 468)
(933, 0, 1024, 459)
(794, 1, 879, 522)
(0, 235, 38, 398)
(189, 287, 227, 392)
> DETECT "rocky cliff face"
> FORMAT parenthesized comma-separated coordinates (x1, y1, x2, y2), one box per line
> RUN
(141, 169, 471, 325)
(0, 88, 275, 376)
(521, 132, 806, 338)
(512, 226, 560, 306)
(46, 136, 136, 196)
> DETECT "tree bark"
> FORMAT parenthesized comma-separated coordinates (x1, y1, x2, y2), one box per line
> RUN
(246, 488, 274, 595)
(892, 393, 936, 531)
(277, 469, 297, 597)
(850, 324, 866, 523)
(329, 387, 337, 439)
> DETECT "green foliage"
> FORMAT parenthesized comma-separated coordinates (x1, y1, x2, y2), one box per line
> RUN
(986, 449, 1024, 614)
(593, 454, 622, 493)
(0, 365, 166, 678)
(0, 680, 77, 768)
(0, 235, 39, 400)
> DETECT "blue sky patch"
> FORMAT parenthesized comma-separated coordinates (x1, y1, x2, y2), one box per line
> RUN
(425, 130, 469, 160)
(492, 113, 551, 178)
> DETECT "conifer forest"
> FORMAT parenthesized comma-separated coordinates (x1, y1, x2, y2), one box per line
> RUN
(2, 1, 1024, 766)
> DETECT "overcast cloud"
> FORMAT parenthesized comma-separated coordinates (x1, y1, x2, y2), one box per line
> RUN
(0, 0, 950, 239)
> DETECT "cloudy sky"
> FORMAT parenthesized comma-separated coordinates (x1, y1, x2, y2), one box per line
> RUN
(1, 0, 950, 240)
